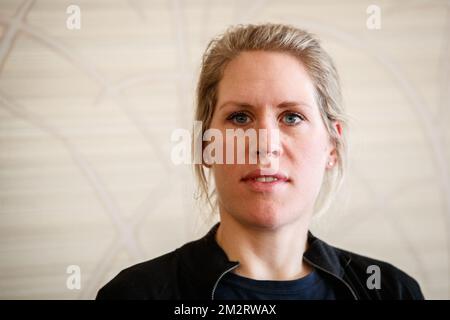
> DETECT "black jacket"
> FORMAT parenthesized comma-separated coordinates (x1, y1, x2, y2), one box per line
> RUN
(96, 223, 424, 300)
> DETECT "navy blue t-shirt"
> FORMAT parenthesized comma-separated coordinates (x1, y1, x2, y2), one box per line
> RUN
(214, 269, 336, 300)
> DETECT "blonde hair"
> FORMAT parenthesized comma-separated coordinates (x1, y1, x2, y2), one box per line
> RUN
(193, 23, 348, 217)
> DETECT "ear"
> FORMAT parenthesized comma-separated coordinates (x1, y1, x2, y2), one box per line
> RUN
(202, 140, 213, 169)
(334, 121, 343, 137)
(326, 121, 343, 169)
(203, 162, 212, 169)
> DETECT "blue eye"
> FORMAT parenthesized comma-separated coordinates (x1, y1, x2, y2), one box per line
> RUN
(227, 112, 250, 125)
(282, 113, 303, 125)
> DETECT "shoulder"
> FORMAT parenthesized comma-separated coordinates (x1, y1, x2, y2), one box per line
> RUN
(336, 247, 424, 299)
(95, 231, 214, 300)
(96, 249, 180, 300)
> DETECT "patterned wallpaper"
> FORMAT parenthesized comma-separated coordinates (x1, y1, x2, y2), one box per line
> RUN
(0, 0, 448, 299)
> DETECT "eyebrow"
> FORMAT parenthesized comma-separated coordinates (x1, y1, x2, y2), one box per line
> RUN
(218, 100, 313, 111)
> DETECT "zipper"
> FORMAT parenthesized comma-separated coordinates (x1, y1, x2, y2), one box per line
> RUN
(211, 263, 240, 300)
(303, 256, 358, 300)
(211, 259, 358, 300)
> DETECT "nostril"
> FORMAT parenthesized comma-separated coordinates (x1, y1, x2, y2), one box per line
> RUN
(257, 150, 280, 157)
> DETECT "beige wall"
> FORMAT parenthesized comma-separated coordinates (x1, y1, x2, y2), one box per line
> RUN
(0, 0, 448, 299)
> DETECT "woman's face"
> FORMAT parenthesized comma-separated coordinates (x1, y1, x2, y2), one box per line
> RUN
(208, 50, 340, 230)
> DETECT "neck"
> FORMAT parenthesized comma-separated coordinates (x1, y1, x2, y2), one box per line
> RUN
(215, 211, 312, 281)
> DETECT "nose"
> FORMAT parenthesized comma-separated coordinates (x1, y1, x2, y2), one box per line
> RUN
(254, 116, 282, 159)
(256, 148, 280, 157)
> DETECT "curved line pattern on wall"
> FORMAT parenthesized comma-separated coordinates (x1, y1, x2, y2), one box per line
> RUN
(0, 0, 447, 299)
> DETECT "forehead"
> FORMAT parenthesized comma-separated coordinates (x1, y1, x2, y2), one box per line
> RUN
(217, 50, 316, 105)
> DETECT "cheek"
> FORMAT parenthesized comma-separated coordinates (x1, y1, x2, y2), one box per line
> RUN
(212, 164, 248, 206)
(287, 136, 328, 175)
(294, 122, 330, 154)
(213, 164, 239, 190)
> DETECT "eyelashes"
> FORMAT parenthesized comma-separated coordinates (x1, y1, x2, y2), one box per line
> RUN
(282, 113, 304, 125)
(226, 111, 251, 125)
(226, 111, 305, 126)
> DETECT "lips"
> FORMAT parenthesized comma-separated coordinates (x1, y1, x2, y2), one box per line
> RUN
(241, 169, 289, 192)
(241, 169, 289, 182)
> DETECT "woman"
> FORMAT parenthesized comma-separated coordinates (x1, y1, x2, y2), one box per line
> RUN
(96, 23, 424, 300)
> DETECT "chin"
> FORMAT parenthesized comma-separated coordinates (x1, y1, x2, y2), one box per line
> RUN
(239, 205, 294, 230)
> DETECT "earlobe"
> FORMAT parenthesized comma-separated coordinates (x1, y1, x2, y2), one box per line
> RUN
(326, 146, 338, 169)
(201, 141, 210, 168)
(203, 162, 212, 169)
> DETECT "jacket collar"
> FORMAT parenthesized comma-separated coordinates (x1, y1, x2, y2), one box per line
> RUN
(178, 222, 238, 299)
(303, 231, 349, 279)
(178, 222, 351, 299)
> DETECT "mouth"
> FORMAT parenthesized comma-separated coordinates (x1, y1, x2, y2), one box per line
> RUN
(251, 176, 282, 182)
(241, 169, 289, 192)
